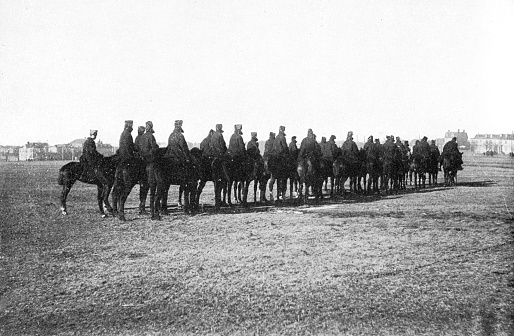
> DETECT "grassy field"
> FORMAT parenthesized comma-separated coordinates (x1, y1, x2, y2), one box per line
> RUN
(1, 154, 513, 335)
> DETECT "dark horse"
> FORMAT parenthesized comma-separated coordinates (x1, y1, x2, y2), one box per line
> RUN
(192, 149, 230, 210)
(267, 153, 297, 202)
(226, 151, 262, 207)
(297, 155, 322, 204)
(58, 154, 117, 217)
(146, 149, 200, 220)
(110, 157, 149, 221)
(443, 152, 460, 186)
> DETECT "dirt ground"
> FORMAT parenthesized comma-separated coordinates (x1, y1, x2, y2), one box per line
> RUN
(1, 153, 513, 335)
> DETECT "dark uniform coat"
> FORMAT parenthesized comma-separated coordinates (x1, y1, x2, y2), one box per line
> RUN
(273, 132, 288, 156)
(166, 128, 191, 161)
(228, 132, 246, 157)
(205, 130, 227, 157)
(118, 129, 136, 162)
(289, 140, 299, 160)
(297, 136, 316, 161)
(247, 138, 260, 156)
(138, 132, 159, 163)
(263, 135, 275, 160)
(81, 137, 101, 167)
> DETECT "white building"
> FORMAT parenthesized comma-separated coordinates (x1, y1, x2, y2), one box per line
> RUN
(470, 133, 514, 154)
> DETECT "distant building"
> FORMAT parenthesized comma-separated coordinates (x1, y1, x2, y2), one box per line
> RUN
(0, 145, 20, 162)
(19, 142, 49, 161)
(444, 130, 470, 149)
(470, 133, 514, 154)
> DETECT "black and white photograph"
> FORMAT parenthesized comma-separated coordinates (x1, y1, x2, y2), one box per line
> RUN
(1, 1, 513, 334)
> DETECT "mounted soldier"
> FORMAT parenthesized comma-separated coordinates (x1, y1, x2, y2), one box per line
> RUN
(341, 131, 359, 163)
(118, 120, 136, 165)
(288, 136, 299, 161)
(134, 126, 145, 158)
(442, 137, 463, 170)
(79, 129, 102, 180)
(297, 129, 317, 162)
(263, 132, 276, 173)
(228, 124, 246, 159)
(327, 135, 338, 160)
(273, 126, 289, 158)
(137, 121, 159, 180)
(247, 131, 260, 158)
(200, 129, 214, 152)
(204, 124, 227, 159)
(165, 120, 192, 164)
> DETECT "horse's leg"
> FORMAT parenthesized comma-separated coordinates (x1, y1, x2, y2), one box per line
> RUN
(138, 180, 149, 214)
(197, 179, 206, 206)
(161, 185, 170, 215)
(268, 175, 275, 202)
(183, 184, 190, 214)
(96, 185, 106, 217)
(253, 179, 259, 204)
(178, 185, 184, 208)
(60, 182, 74, 215)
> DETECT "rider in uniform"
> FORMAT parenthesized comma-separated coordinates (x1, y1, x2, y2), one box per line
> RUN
(288, 136, 299, 161)
(247, 132, 260, 157)
(137, 121, 159, 181)
(441, 137, 463, 170)
(228, 124, 246, 159)
(165, 120, 192, 164)
(263, 132, 276, 173)
(273, 126, 289, 158)
(118, 120, 136, 165)
(297, 129, 317, 162)
(205, 124, 227, 159)
(134, 126, 145, 158)
(79, 129, 101, 180)
(200, 129, 214, 153)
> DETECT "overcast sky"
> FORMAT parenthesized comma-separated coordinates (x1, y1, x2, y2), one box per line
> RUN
(1, 0, 513, 146)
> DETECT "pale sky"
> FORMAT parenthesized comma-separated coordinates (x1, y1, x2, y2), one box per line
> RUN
(1, 0, 513, 146)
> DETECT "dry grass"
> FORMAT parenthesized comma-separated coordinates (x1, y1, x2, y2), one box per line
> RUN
(1, 154, 513, 335)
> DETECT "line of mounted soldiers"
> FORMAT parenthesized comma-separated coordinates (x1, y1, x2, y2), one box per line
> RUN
(79, 120, 463, 186)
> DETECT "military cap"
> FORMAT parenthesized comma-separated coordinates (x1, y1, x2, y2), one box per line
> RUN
(125, 120, 133, 127)
(322, 136, 326, 141)
(330, 135, 336, 140)
(235, 124, 242, 130)
(347, 131, 353, 137)
(216, 124, 223, 132)
(137, 126, 145, 132)
(368, 135, 373, 141)
(279, 126, 285, 132)
(422, 136, 428, 140)
(291, 136, 297, 140)
(175, 120, 183, 127)
(90, 129, 98, 136)
(251, 132, 257, 137)
(146, 121, 154, 133)
(270, 132, 276, 137)
(307, 129, 313, 135)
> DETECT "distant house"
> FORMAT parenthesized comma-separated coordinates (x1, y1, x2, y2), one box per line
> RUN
(19, 142, 49, 161)
(66, 138, 116, 159)
(443, 130, 470, 149)
(470, 133, 514, 154)
(0, 145, 20, 162)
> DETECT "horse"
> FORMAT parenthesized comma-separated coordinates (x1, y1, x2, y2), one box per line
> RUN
(110, 157, 149, 221)
(319, 157, 335, 198)
(410, 155, 428, 189)
(153, 157, 200, 219)
(365, 154, 382, 195)
(333, 149, 361, 197)
(267, 153, 297, 203)
(194, 150, 230, 211)
(427, 150, 440, 186)
(382, 146, 402, 194)
(58, 154, 118, 217)
(443, 153, 460, 186)
(297, 155, 322, 204)
(225, 153, 260, 207)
